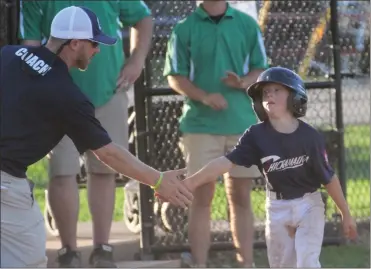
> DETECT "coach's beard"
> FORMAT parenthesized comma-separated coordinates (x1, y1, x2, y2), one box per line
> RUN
(76, 56, 89, 71)
(77, 63, 88, 72)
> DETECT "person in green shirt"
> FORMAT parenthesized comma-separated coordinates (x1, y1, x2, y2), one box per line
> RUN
(19, 1, 153, 267)
(163, 1, 268, 267)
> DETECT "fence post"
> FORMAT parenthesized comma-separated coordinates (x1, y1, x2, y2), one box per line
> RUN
(134, 70, 155, 260)
(6, 0, 19, 45)
(330, 0, 347, 198)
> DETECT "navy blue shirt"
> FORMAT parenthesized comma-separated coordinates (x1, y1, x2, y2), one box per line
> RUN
(0, 45, 112, 178)
(226, 120, 335, 199)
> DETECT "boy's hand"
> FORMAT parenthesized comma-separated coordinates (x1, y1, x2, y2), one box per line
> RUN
(342, 215, 358, 240)
(154, 169, 193, 208)
(155, 176, 197, 202)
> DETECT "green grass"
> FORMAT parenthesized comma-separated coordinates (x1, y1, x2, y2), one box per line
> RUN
(210, 241, 370, 268)
(344, 125, 370, 180)
(248, 242, 370, 268)
(29, 124, 370, 222)
(34, 187, 126, 222)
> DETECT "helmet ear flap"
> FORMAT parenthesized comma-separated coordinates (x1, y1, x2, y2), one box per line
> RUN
(252, 96, 269, 122)
(287, 92, 307, 118)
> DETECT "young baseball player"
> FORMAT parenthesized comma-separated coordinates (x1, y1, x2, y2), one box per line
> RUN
(177, 66, 358, 268)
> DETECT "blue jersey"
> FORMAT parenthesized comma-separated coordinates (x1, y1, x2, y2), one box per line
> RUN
(0, 45, 111, 178)
(225, 120, 335, 199)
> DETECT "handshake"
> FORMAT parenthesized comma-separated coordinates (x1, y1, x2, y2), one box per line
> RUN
(151, 168, 197, 208)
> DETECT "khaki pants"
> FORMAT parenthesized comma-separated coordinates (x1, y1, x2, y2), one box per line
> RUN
(180, 134, 261, 178)
(49, 91, 129, 177)
(1, 171, 47, 267)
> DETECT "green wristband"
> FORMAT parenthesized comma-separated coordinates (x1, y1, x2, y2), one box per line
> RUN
(152, 172, 164, 191)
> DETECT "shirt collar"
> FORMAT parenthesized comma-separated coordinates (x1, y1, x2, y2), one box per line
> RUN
(195, 3, 235, 20)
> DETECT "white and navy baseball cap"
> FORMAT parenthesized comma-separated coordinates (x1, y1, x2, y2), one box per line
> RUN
(50, 6, 117, 45)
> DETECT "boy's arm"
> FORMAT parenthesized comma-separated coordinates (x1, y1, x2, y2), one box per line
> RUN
(185, 157, 234, 191)
(324, 174, 357, 239)
(312, 133, 356, 236)
(184, 127, 260, 191)
(323, 175, 351, 218)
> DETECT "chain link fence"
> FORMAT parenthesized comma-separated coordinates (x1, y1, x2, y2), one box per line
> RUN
(336, 1, 370, 225)
(0, 0, 19, 48)
(132, 0, 370, 263)
(0, 0, 10, 47)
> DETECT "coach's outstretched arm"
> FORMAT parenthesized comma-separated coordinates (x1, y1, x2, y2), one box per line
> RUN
(93, 143, 192, 208)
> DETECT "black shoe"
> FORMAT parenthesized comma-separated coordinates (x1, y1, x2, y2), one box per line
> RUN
(57, 246, 82, 268)
(89, 244, 117, 268)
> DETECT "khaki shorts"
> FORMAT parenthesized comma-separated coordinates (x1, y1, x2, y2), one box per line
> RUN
(179, 134, 262, 179)
(1, 171, 47, 267)
(49, 91, 129, 177)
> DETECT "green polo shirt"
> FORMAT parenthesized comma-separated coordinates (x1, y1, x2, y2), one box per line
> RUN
(19, 0, 151, 107)
(163, 4, 268, 135)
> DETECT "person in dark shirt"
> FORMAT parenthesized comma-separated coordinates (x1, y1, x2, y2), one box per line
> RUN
(174, 67, 358, 268)
(0, 6, 192, 268)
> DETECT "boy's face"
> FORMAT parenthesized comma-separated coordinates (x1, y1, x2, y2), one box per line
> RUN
(261, 83, 291, 118)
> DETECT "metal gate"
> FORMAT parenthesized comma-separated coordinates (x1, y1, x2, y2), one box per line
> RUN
(134, 0, 348, 260)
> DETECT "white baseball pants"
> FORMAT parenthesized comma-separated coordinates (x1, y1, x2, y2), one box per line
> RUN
(265, 191, 325, 268)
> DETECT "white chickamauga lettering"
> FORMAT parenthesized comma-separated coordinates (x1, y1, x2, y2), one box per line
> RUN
(266, 155, 310, 173)
(15, 48, 52, 76)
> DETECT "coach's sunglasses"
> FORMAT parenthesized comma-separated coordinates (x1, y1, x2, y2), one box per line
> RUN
(54, 39, 98, 55)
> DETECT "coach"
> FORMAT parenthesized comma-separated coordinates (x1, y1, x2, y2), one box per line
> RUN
(0, 6, 192, 268)
(163, 0, 268, 267)
(19, 0, 154, 267)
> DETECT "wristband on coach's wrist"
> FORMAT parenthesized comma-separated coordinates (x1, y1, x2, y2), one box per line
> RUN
(152, 172, 164, 191)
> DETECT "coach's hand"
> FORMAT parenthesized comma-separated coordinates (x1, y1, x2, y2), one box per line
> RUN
(202, 93, 228, 110)
(155, 169, 193, 208)
(221, 71, 246, 89)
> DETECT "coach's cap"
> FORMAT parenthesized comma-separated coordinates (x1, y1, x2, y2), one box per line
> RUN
(50, 6, 117, 45)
